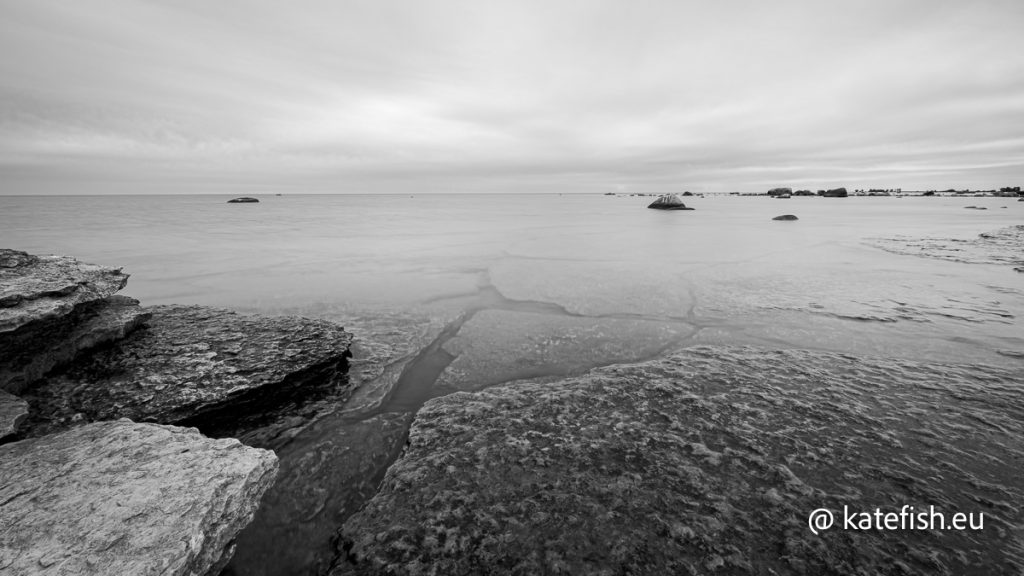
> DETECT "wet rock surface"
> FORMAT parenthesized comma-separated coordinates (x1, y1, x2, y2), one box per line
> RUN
(0, 249, 129, 335)
(434, 309, 694, 394)
(0, 295, 150, 394)
(19, 305, 354, 437)
(340, 346, 1024, 576)
(868, 225, 1024, 269)
(0, 390, 28, 440)
(224, 411, 414, 576)
(0, 419, 278, 576)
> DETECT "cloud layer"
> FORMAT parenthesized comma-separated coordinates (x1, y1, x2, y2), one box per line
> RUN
(2, 0, 1022, 194)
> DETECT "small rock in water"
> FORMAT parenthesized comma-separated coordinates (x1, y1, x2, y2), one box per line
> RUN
(227, 197, 260, 203)
(647, 193, 694, 210)
(772, 214, 799, 221)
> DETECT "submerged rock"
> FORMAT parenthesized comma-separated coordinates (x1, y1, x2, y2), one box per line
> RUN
(21, 305, 354, 436)
(772, 214, 799, 221)
(0, 295, 150, 394)
(868, 225, 1024, 269)
(0, 249, 129, 335)
(0, 390, 27, 440)
(340, 346, 1024, 575)
(647, 194, 694, 210)
(228, 197, 260, 203)
(0, 419, 277, 576)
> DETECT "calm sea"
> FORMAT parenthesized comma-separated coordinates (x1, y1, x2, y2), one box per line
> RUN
(2, 193, 1021, 364)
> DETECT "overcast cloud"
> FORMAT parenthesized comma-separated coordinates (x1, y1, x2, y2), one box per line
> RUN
(1, 0, 1022, 194)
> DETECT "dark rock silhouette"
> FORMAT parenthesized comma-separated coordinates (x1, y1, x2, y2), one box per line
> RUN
(772, 214, 799, 221)
(647, 194, 694, 210)
(228, 197, 260, 203)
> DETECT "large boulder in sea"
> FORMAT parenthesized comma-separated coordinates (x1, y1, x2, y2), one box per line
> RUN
(338, 346, 1024, 575)
(0, 390, 28, 440)
(647, 194, 694, 210)
(0, 419, 278, 576)
(0, 250, 146, 394)
(772, 214, 799, 221)
(20, 305, 355, 437)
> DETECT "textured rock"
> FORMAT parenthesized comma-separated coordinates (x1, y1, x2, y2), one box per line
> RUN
(768, 187, 792, 196)
(340, 346, 1024, 575)
(0, 250, 129, 334)
(21, 305, 354, 436)
(647, 194, 694, 210)
(868, 225, 1024, 269)
(0, 419, 278, 576)
(772, 214, 799, 221)
(0, 295, 150, 394)
(0, 390, 28, 440)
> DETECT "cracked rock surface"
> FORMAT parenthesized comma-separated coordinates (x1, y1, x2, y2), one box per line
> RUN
(20, 305, 354, 436)
(0, 419, 278, 576)
(340, 346, 1024, 576)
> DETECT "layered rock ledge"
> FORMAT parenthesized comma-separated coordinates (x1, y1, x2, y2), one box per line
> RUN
(0, 295, 150, 394)
(0, 250, 129, 335)
(340, 346, 1024, 575)
(21, 305, 355, 437)
(0, 419, 278, 576)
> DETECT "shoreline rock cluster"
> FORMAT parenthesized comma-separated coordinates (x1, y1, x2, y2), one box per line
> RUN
(0, 249, 356, 575)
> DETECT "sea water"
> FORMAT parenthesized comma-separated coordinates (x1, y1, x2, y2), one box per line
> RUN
(2, 193, 1022, 575)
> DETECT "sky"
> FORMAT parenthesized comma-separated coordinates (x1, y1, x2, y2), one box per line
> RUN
(1, 0, 1022, 195)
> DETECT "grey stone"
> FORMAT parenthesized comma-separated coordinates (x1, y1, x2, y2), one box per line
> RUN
(647, 193, 694, 210)
(22, 305, 354, 435)
(0, 390, 27, 440)
(0, 419, 278, 576)
(0, 295, 150, 394)
(0, 250, 129, 334)
(772, 214, 799, 221)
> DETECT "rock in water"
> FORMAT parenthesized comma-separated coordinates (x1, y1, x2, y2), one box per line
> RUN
(339, 347, 1024, 575)
(0, 390, 28, 440)
(22, 305, 354, 435)
(646, 193, 694, 210)
(227, 197, 260, 203)
(0, 295, 150, 394)
(772, 214, 799, 221)
(0, 250, 129, 334)
(0, 419, 278, 576)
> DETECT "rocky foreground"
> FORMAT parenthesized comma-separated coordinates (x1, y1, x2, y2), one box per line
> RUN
(0, 419, 277, 576)
(1, 249, 356, 575)
(339, 346, 1024, 576)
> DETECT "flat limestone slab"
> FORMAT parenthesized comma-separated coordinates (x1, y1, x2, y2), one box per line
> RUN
(341, 346, 1024, 575)
(23, 305, 355, 434)
(0, 295, 150, 394)
(0, 390, 28, 439)
(0, 250, 129, 334)
(0, 419, 278, 576)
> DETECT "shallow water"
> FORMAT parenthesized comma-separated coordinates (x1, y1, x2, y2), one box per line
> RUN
(2, 193, 1022, 575)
